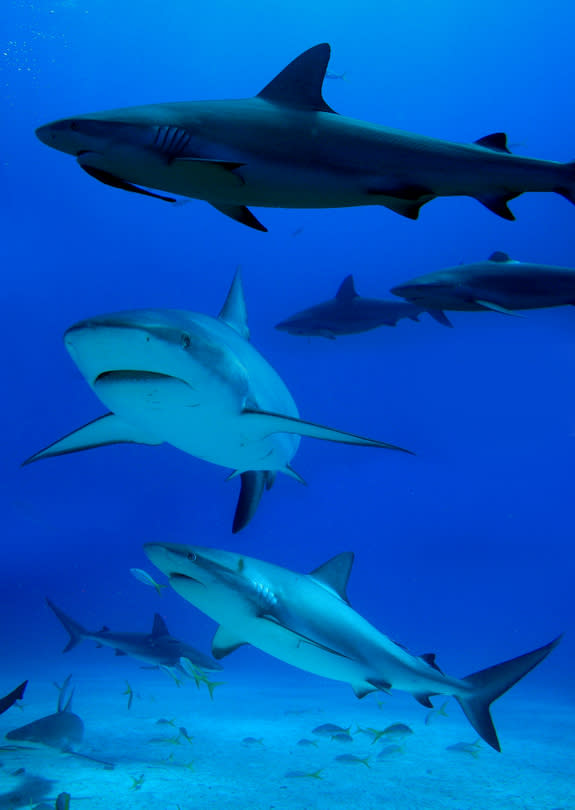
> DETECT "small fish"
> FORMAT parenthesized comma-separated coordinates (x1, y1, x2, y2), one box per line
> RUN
(182, 761, 194, 771)
(179, 727, 193, 744)
(425, 701, 449, 726)
(291, 226, 304, 237)
(203, 677, 225, 700)
(130, 568, 166, 595)
(446, 739, 482, 758)
(381, 723, 414, 741)
(155, 718, 176, 726)
(334, 754, 370, 768)
(284, 769, 323, 779)
(312, 723, 350, 738)
(377, 744, 404, 760)
(242, 737, 264, 746)
(296, 738, 318, 748)
(130, 774, 145, 791)
(11, 767, 26, 776)
(123, 681, 134, 710)
(355, 725, 386, 744)
(56, 792, 71, 810)
(331, 732, 353, 743)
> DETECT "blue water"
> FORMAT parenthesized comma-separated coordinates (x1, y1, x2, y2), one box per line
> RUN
(1, 0, 574, 805)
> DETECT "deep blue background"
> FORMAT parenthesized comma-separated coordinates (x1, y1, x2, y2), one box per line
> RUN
(1, 0, 573, 700)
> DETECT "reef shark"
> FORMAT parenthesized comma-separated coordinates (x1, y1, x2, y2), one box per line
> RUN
(23, 270, 410, 532)
(35, 44, 575, 231)
(46, 598, 221, 673)
(6, 677, 83, 750)
(391, 251, 575, 315)
(144, 542, 561, 752)
(275, 275, 451, 338)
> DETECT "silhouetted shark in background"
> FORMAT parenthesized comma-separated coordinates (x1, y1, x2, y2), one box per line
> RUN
(46, 598, 221, 673)
(23, 270, 411, 532)
(0, 681, 27, 716)
(145, 542, 561, 752)
(6, 677, 83, 750)
(391, 252, 575, 315)
(35, 45, 575, 231)
(275, 275, 452, 338)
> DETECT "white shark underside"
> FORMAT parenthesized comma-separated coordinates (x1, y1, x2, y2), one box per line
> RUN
(35, 45, 575, 231)
(24, 271, 411, 531)
(144, 542, 561, 752)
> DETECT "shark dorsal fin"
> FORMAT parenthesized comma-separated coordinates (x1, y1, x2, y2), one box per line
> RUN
(474, 133, 511, 153)
(309, 552, 354, 603)
(218, 268, 250, 340)
(152, 613, 169, 637)
(257, 44, 337, 114)
(488, 251, 511, 262)
(336, 275, 358, 301)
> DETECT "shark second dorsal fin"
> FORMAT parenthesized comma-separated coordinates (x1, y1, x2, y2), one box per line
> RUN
(257, 44, 337, 114)
(218, 268, 250, 340)
(309, 552, 354, 604)
(152, 613, 169, 637)
(335, 275, 358, 301)
(488, 251, 512, 262)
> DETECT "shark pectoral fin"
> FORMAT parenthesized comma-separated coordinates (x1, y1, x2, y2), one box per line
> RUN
(233, 470, 268, 533)
(427, 309, 453, 328)
(209, 202, 268, 232)
(475, 193, 519, 220)
(241, 408, 414, 454)
(259, 615, 354, 659)
(22, 414, 163, 466)
(474, 299, 521, 316)
(352, 682, 379, 699)
(211, 626, 249, 659)
(256, 43, 336, 114)
(77, 162, 177, 203)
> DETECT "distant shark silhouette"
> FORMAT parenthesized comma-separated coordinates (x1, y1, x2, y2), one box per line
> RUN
(391, 251, 575, 315)
(276, 275, 452, 338)
(0, 775, 55, 810)
(23, 270, 411, 532)
(0, 681, 27, 715)
(35, 44, 575, 231)
(46, 597, 221, 673)
(6, 676, 83, 750)
(145, 541, 561, 752)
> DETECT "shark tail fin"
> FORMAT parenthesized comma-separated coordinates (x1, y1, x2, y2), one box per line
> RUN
(455, 635, 561, 752)
(555, 163, 575, 205)
(46, 598, 87, 653)
(232, 470, 274, 533)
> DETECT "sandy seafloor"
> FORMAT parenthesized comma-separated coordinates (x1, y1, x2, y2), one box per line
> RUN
(0, 673, 572, 810)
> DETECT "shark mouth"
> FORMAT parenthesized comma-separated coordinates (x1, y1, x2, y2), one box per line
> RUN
(170, 572, 206, 587)
(95, 370, 187, 385)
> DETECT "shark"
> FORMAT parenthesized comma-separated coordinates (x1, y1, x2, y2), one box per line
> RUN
(6, 678, 83, 750)
(275, 275, 451, 338)
(0, 682, 27, 716)
(391, 251, 575, 316)
(23, 270, 410, 532)
(46, 598, 221, 674)
(34, 44, 575, 231)
(144, 542, 561, 752)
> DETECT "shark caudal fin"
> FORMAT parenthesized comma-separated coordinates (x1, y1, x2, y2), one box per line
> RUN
(46, 598, 87, 653)
(455, 635, 561, 751)
(556, 162, 575, 206)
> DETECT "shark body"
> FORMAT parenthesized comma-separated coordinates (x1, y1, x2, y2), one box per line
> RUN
(276, 275, 451, 338)
(46, 598, 221, 673)
(391, 251, 575, 315)
(35, 45, 575, 231)
(0, 682, 27, 716)
(144, 542, 560, 752)
(23, 271, 409, 531)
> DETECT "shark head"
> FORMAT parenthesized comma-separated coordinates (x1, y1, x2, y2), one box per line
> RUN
(145, 542, 246, 589)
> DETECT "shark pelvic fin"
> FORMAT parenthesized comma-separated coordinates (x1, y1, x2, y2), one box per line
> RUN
(78, 162, 177, 203)
(427, 309, 453, 328)
(212, 626, 249, 659)
(367, 192, 431, 220)
(336, 275, 359, 301)
(414, 693, 435, 708)
(474, 132, 511, 153)
(281, 464, 307, 485)
(233, 470, 270, 533)
(474, 299, 520, 316)
(218, 267, 250, 339)
(152, 614, 169, 638)
(257, 43, 336, 114)
(488, 251, 512, 262)
(209, 202, 267, 232)
(309, 552, 354, 604)
(475, 193, 519, 220)
(352, 682, 379, 699)
(22, 414, 163, 466)
(241, 408, 414, 454)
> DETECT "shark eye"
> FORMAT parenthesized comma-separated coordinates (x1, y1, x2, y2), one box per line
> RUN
(181, 332, 191, 349)
(187, 551, 196, 562)
(69, 121, 79, 132)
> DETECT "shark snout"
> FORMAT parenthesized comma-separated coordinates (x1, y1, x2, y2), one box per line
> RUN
(144, 542, 197, 577)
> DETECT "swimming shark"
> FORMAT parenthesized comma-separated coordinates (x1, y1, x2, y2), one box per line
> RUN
(391, 251, 575, 315)
(23, 270, 410, 532)
(46, 598, 221, 673)
(275, 275, 452, 338)
(0, 682, 27, 716)
(6, 678, 83, 750)
(144, 542, 561, 752)
(34, 44, 575, 231)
